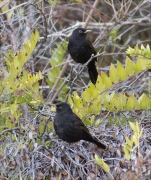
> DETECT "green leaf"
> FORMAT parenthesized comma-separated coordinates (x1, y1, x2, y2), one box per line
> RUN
(125, 137, 133, 148)
(90, 100, 101, 115)
(1, 2, 13, 19)
(0, 107, 10, 114)
(109, 63, 119, 83)
(33, 82, 39, 93)
(94, 118, 101, 127)
(101, 93, 112, 110)
(110, 92, 120, 111)
(94, 154, 110, 173)
(109, 28, 118, 39)
(30, 100, 41, 104)
(7, 120, 12, 129)
(135, 121, 140, 134)
(47, 0, 59, 6)
(72, 91, 83, 108)
(84, 116, 94, 126)
(16, 95, 27, 104)
(129, 121, 137, 133)
(125, 94, 139, 110)
(124, 147, 130, 160)
(10, 104, 18, 114)
(39, 124, 45, 135)
(126, 46, 136, 56)
(47, 41, 68, 99)
(89, 84, 100, 99)
(119, 93, 127, 109)
(132, 134, 139, 146)
(126, 44, 151, 71)
(134, 59, 144, 73)
(96, 75, 106, 92)
(117, 61, 127, 80)
(138, 93, 150, 109)
(101, 71, 112, 88)
(82, 88, 92, 102)
(125, 56, 135, 76)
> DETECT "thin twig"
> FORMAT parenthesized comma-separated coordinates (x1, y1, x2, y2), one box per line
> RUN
(68, 52, 105, 95)
(83, 0, 99, 28)
(47, 55, 70, 103)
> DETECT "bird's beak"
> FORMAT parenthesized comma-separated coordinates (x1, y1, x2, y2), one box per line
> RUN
(84, 29, 92, 33)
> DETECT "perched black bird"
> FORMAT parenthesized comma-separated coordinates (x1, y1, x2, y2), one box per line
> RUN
(68, 28, 98, 84)
(54, 102, 106, 149)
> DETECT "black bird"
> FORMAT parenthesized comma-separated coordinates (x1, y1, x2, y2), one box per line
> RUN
(68, 28, 98, 84)
(54, 102, 106, 149)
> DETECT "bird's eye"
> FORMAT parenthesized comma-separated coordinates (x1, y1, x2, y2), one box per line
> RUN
(58, 106, 62, 109)
(79, 30, 82, 33)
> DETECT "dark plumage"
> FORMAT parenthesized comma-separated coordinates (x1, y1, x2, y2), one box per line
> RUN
(68, 28, 98, 84)
(54, 102, 106, 149)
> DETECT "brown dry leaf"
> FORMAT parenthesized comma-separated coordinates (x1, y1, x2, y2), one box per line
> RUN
(9, 114, 14, 120)
(19, 126, 24, 132)
(112, 133, 115, 139)
(14, 89, 24, 96)
(35, 176, 42, 180)
(0, 154, 4, 159)
(9, 162, 17, 169)
(21, 156, 28, 161)
(46, 154, 52, 162)
(1, 173, 6, 180)
(121, 146, 125, 153)
(78, 153, 85, 159)
(74, 155, 80, 163)
(64, 158, 69, 163)
(75, 141, 80, 146)
(108, 143, 114, 152)
(120, 159, 125, 168)
(116, 167, 122, 174)
(52, 164, 56, 171)
(29, 124, 35, 131)
(118, 145, 123, 152)
(56, 172, 61, 180)
(135, 158, 146, 168)
(89, 172, 96, 178)
(61, 169, 68, 176)
(17, 144, 25, 150)
(88, 165, 93, 172)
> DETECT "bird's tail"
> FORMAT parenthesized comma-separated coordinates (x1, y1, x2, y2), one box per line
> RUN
(87, 61, 98, 85)
(84, 132, 107, 149)
(91, 137, 107, 149)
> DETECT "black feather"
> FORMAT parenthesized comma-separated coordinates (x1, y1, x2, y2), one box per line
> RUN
(54, 102, 106, 149)
(68, 28, 98, 84)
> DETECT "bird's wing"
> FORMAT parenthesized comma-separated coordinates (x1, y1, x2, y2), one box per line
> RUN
(62, 114, 90, 141)
(86, 39, 96, 56)
(72, 114, 90, 134)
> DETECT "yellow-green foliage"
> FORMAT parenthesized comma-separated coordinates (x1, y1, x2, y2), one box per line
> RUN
(0, 30, 43, 132)
(94, 154, 110, 173)
(47, 0, 59, 7)
(68, 45, 151, 126)
(124, 121, 143, 160)
(47, 40, 68, 99)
